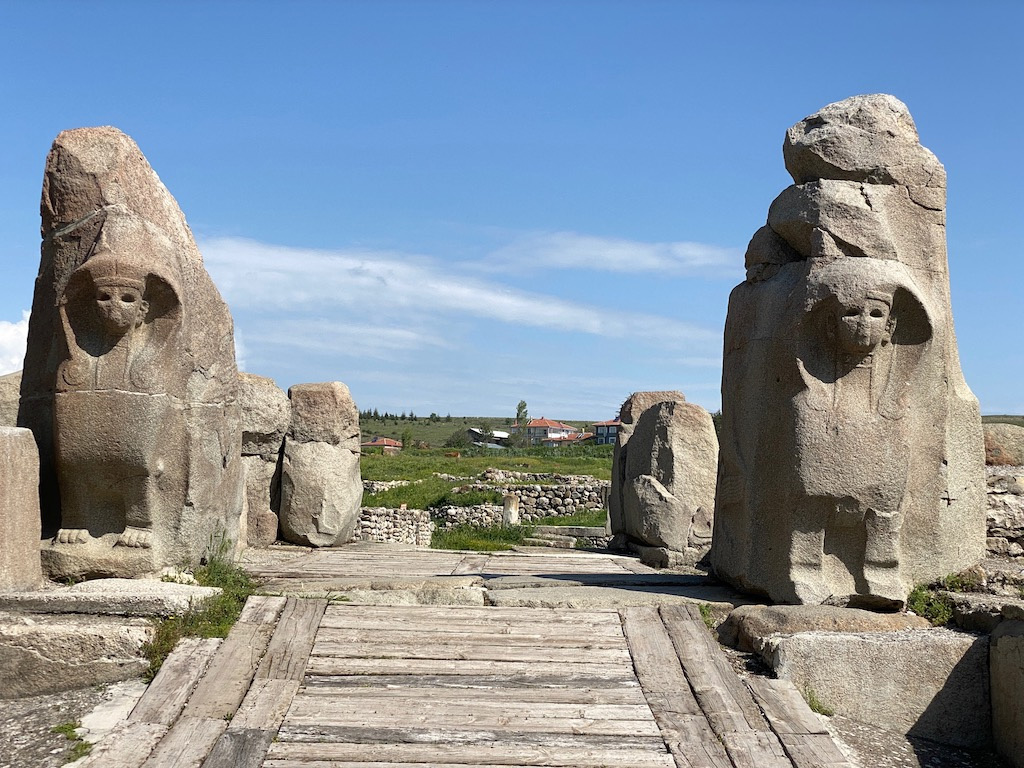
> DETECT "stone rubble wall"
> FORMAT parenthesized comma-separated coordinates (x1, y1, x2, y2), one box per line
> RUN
(358, 507, 433, 547)
(362, 480, 411, 494)
(987, 467, 1024, 557)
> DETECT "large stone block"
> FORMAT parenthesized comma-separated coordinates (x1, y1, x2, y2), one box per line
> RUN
(984, 422, 1024, 467)
(991, 620, 1024, 768)
(242, 455, 279, 547)
(711, 95, 985, 608)
(0, 371, 21, 427)
(0, 612, 151, 698)
(239, 372, 290, 459)
(0, 428, 42, 591)
(278, 382, 362, 547)
(20, 127, 244, 579)
(608, 391, 685, 535)
(619, 400, 717, 552)
(764, 629, 990, 749)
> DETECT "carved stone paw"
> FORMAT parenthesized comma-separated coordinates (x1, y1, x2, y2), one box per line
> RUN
(116, 526, 153, 549)
(55, 528, 90, 545)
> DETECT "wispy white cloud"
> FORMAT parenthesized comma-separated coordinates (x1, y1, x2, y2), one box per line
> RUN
(0, 311, 29, 375)
(254, 319, 450, 361)
(200, 236, 717, 347)
(481, 231, 742, 277)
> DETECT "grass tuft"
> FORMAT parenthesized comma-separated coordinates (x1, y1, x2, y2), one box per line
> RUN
(803, 688, 835, 717)
(51, 721, 92, 763)
(431, 523, 534, 551)
(141, 553, 261, 681)
(698, 603, 715, 630)
(532, 508, 607, 527)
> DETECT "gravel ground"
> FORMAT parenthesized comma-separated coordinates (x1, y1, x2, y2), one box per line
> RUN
(0, 685, 111, 768)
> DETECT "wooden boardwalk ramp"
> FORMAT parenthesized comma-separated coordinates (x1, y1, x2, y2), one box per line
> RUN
(79, 556, 853, 767)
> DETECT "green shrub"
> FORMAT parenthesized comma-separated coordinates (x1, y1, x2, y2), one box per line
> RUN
(803, 688, 835, 717)
(363, 476, 503, 510)
(907, 584, 954, 626)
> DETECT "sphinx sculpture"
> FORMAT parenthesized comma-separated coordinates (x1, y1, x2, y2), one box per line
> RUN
(709, 95, 985, 607)
(19, 127, 244, 579)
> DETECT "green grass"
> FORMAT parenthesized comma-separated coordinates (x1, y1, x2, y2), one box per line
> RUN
(361, 446, 613, 483)
(698, 603, 715, 630)
(803, 688, 835, 717)
(983, 415, 1024, 428)
(363, 476, 503, 510)
(359, 414, 602, 450)
(532, 508, 607, 527)
(141, 556, 261, 680)
(907, 584, 954, 626)
(431, 523, 534, 551)
(51, 721, 91, 763)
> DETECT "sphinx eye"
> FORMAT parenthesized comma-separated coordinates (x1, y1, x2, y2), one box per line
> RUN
(870, 308, 884, 318)
(121, 293, 136, 303)
(843, 308, 859, 317)
(98, 292, 111, 302)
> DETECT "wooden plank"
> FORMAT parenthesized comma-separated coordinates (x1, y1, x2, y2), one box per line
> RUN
(129, 637, 221, 726)
(720, 730, 792, 768)
(304, 656, 633, 678)
(620, 607, 730, 768)
(237, 594, 287, 623)
(264, 741, 675, 767)
(746, 677, 828, 735)
(314, 626, 627, 648)
(228, 678, 300, 731)
(201, 728, 276, 768)
(317, 616, 626, 637)
(453, 554, 489, 574)
(659, 605, 768, 732)
(296, 684, 648, 704)
(303, 672, 645, 690)
(776, 733, 857, 768)
(310, 640, 630, 664)
(142, 716, 227, 768)
(323, 603, 622, 622)
(76, 721, 165, 768)
(183, 621, 278, 720)
(273, 730, 670, 752)
(282, 710, 660, 736)
(255, 597, 327, 680)
(658, 606, 792, 768)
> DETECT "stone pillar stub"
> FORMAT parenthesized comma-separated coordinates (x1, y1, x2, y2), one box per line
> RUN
(0, 427, 43, 590)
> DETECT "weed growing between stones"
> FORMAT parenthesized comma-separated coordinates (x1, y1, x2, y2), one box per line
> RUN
(698, 603, 715, 630)
(906, 584, 954, 626)
(431, 523, 534, 551)
(803, 688, 835, 717)
(142, 553, 261, 680)
(51, 721, 91, 762)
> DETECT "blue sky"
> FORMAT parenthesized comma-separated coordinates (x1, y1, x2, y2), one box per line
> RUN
(1, 1, 1021, 419)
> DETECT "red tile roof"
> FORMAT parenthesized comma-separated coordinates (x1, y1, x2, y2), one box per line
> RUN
(526, 417, 576, 430)
(361, 436, 403, 448)
(592, 419, 621, 427)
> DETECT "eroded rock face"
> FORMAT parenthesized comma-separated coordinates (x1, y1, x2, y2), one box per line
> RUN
(239, 373, 290, 546)
(609, 391, 686, 535)
(619, 400, 718, 554)
(984, 423, 1024, 466)
(20, 127, 244, 579)
(710, 95, 985, 608)
(278, 382, 362, 547)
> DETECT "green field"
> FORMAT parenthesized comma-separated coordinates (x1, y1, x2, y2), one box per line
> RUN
(358, 414, 598, 449)
(983, 415, 1024, 428)
(362, 445, 614, 483)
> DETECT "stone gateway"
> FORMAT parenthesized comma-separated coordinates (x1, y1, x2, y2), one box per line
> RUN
(20, 127, 245, 579)
(710, 95, 985, 607)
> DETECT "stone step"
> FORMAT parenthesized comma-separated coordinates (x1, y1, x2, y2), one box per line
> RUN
(521, 536, 577, 549)
(533, 525, 606, 537)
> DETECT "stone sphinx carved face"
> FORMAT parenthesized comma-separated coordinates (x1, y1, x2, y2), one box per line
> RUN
(834, 294, 892, 355)
(94, 281, 149, 336)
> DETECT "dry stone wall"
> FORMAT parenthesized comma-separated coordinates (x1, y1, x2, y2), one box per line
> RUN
(358, 507, 433, 546)
(987, 467, 1024, 558)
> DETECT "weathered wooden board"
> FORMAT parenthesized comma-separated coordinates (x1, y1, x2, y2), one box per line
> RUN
(201, 728, 275, 768)
(305, 656, 633, 678)
(620, 607, 730, 768)
(255, 597, 327, 681)
(274, 727, 671, 751)
(776, 733, 858, 768)
(304, 671, 644, 689)
(720, 730, 792, 768)
(129, 637, 221, 726)
(296, 684, 648, 705)
(264, 740, 675, 767)
(182, 621, 277, 720)
(746, 677, 829, 736)
(286, 696, 652, 722)
(142, 715, 227, 768)
(659, 605, 768, 732)
(310, 640, 630, 664)
(453, 554, 490, 574)
(228, 678, 300, 731)
(76, 721, 165, 768)
(314, 627, 626, 648)
(237, 594, 287, 623)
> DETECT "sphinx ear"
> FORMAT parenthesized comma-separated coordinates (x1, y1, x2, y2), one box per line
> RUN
(139, 299, 150, 323)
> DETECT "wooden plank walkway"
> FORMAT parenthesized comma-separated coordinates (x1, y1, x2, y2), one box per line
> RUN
(79, 550, 852, 767)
